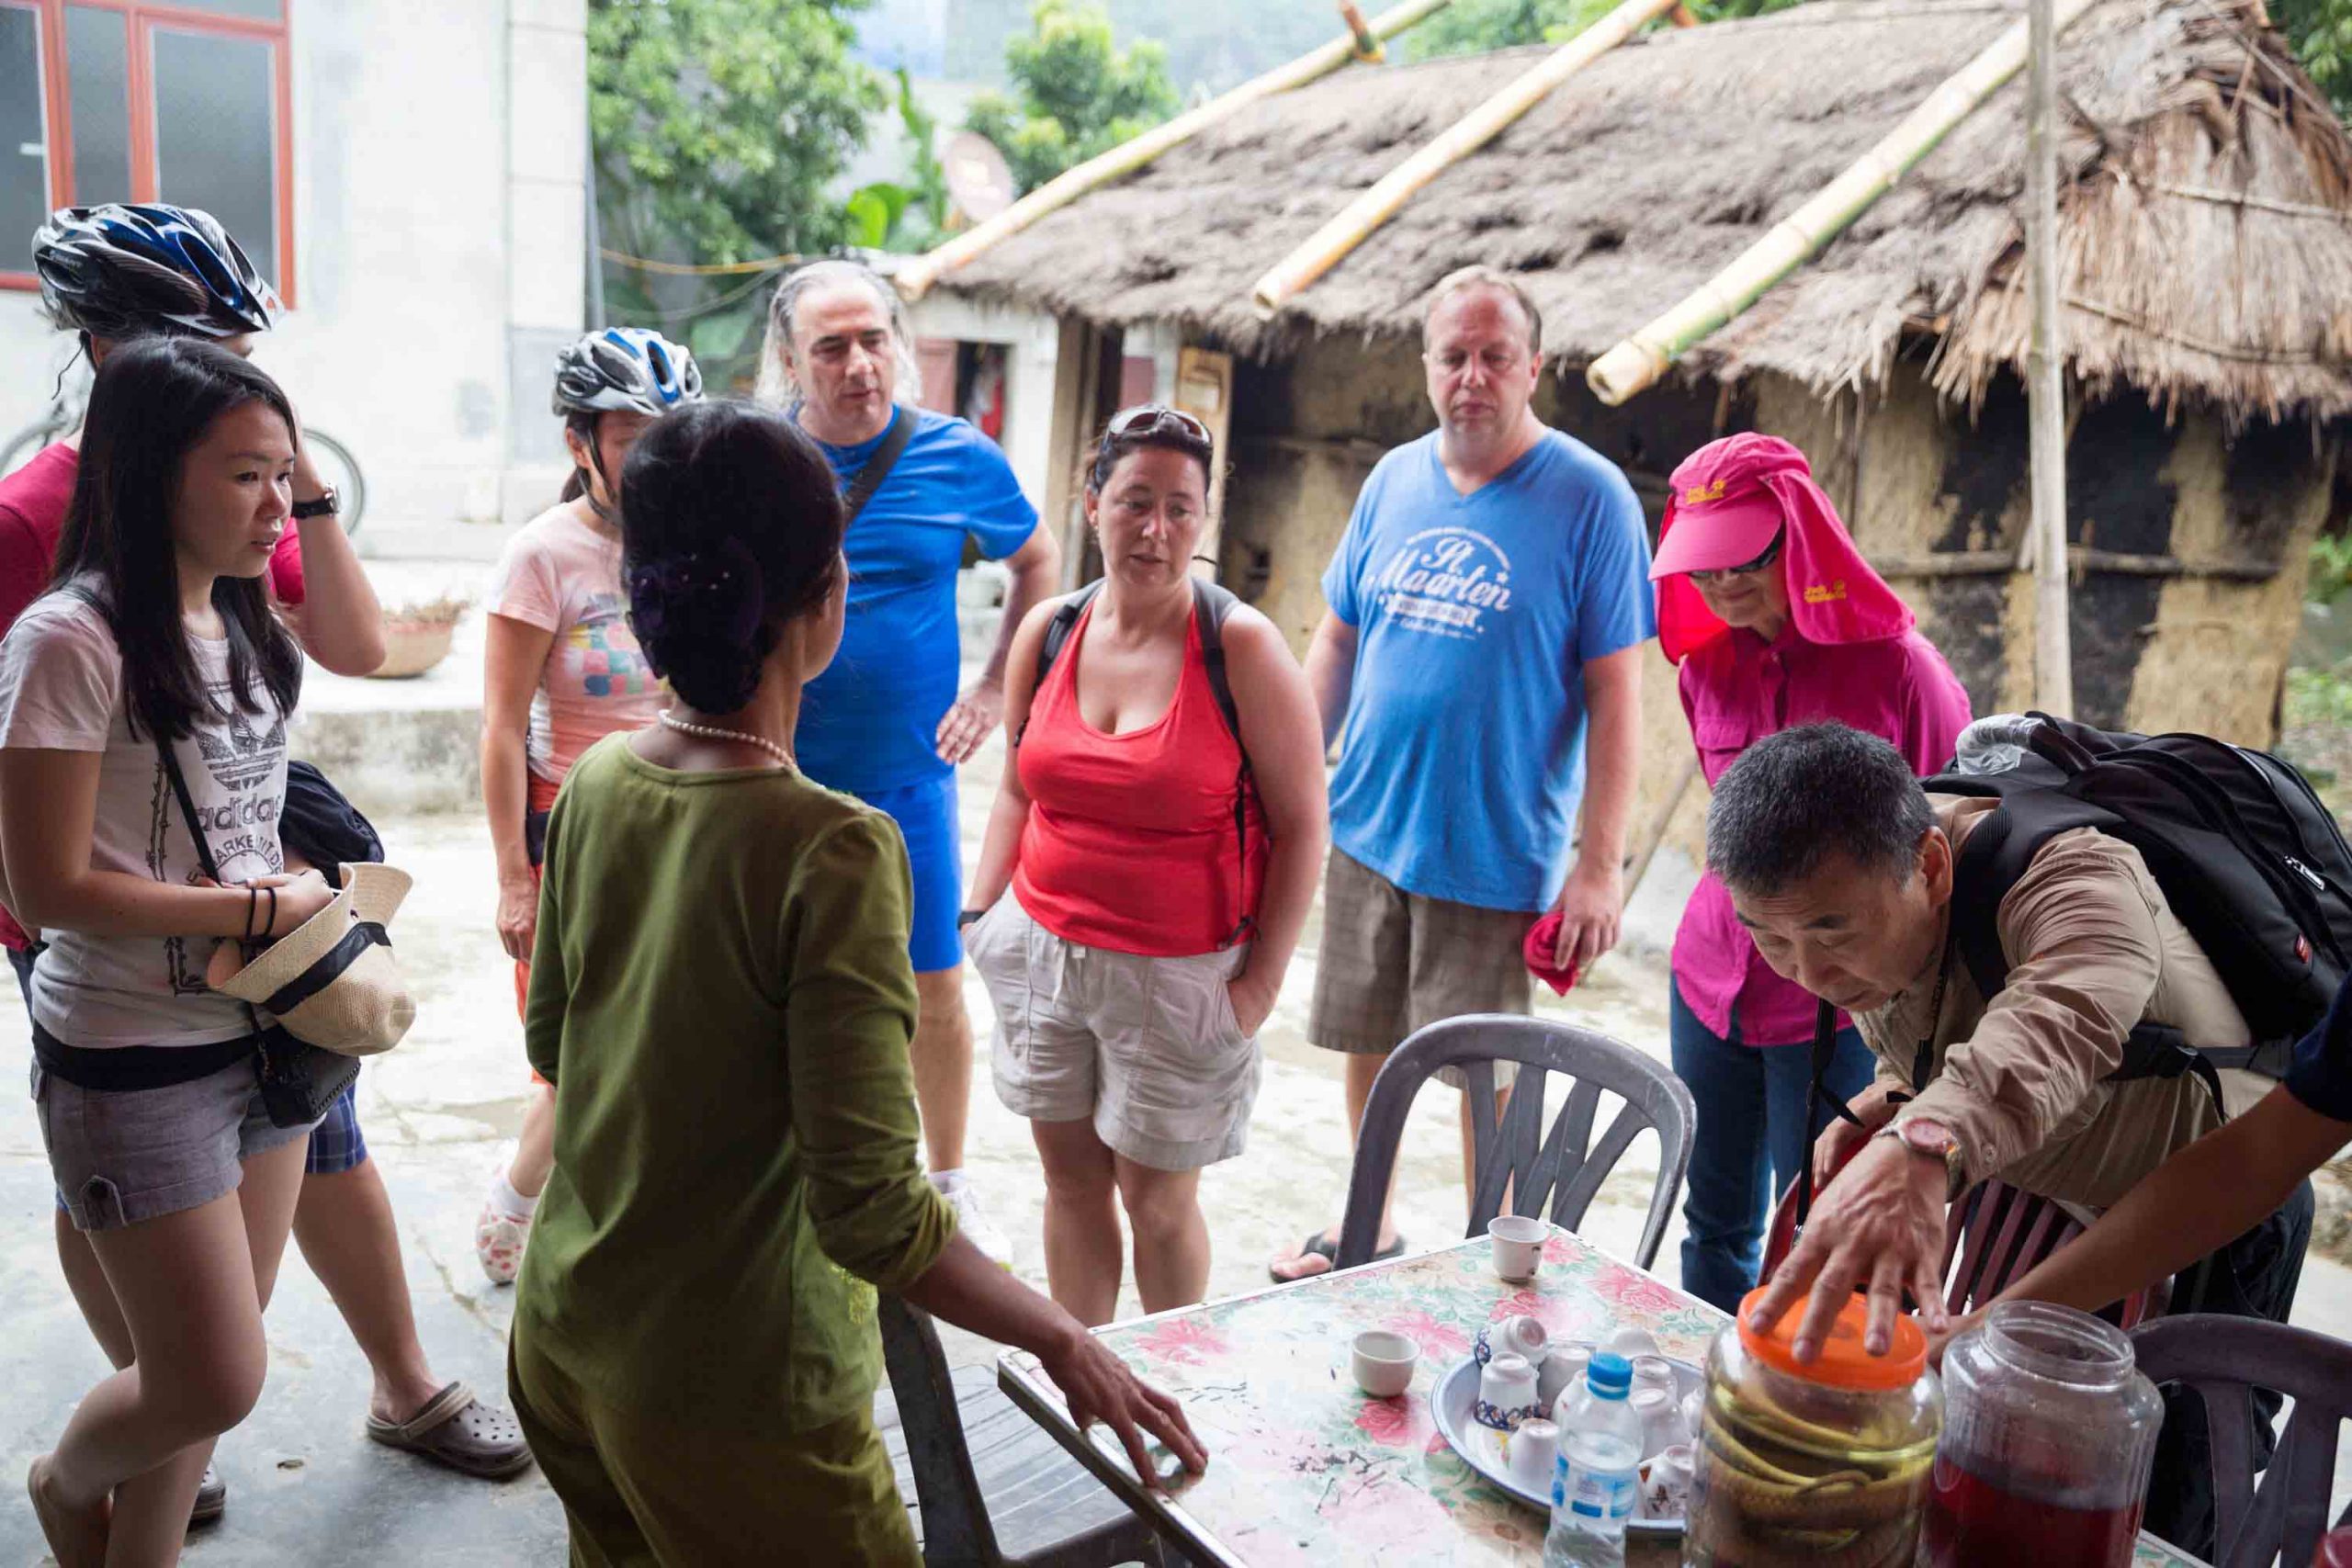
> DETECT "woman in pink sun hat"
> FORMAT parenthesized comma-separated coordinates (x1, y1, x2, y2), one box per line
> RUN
(1653, 432, 1972, 1314)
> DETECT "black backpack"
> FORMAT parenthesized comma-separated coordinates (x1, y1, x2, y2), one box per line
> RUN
(1020, 576, 1258, 946)
(1924, 713, 2352, 1106)
(1795, 711, 2352, 1231)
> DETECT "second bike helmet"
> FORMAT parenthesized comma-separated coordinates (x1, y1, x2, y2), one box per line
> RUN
(552, 328, 704, 419)
(32, 203, 279, 340)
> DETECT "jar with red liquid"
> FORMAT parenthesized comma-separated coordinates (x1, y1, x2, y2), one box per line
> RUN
(1924, 1302, 2162, 1568)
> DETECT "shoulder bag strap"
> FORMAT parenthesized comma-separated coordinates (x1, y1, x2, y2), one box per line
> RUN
(154, 732, 223, 885)
(839, 409, 917, 524)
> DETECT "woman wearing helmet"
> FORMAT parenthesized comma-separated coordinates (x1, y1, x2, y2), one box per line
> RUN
(5, 206, 527, 1520)
(476, 328, 702, 1284)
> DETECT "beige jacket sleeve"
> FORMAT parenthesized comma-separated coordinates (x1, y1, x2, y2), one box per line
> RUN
(1895, 831, 2165, 1184)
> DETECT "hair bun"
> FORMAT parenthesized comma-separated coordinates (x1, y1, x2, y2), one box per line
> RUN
(627, 538, 768, 711)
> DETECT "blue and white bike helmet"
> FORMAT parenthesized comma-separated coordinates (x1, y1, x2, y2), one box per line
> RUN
(552, 328, 704, 418)
(32, 203, 279, 340)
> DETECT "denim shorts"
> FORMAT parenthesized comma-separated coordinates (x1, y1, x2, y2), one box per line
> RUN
(31, 1054, 318, 1233)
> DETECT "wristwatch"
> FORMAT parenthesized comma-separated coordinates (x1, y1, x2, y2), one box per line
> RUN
(290, 486, 339, 521)
(1875, 1115, 1966, 1200)
(957, 908, 987, 931)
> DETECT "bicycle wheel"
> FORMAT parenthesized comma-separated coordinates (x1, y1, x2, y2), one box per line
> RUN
(2, 405, 72, 479)
(302, 428, 368, 536)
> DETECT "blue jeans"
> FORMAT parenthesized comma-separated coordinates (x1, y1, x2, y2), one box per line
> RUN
(1669, 978, 1874, 1314)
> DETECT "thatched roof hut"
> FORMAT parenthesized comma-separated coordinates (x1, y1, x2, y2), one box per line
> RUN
(928, 0, 2352, 865)
(944, 0, 2352, 426)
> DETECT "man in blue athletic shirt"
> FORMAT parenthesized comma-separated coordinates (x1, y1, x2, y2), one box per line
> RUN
(1272, 265, 1656, 1282)
(763, 259, 1061, 1265)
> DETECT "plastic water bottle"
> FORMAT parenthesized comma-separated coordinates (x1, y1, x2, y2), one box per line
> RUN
(1544, 1352, 1641, 1567)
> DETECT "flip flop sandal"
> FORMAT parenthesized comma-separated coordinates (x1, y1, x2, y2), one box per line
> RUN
(366, 1382, 534, 1480)
(1268, 1229, 1408, 1282)
(190, 1463, 226, 1525)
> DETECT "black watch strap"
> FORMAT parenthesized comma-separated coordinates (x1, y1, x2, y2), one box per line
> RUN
(957, 908, 986, 931)
(291, 486, 339, 520)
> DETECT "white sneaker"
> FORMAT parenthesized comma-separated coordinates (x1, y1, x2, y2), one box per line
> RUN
(944, 1178, 1012, 1269)
(475, 1145, 534, 1286)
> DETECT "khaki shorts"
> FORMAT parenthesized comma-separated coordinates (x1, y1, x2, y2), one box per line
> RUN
(1307, 848, 1533, 1089)
(969, 896, 1260, 1172)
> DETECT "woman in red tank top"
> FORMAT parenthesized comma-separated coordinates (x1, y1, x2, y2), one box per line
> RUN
(964, 408, 1329, 1325)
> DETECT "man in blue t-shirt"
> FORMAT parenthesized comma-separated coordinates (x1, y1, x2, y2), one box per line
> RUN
(769, 260, 1061, 1265)
(1271, 266, 1656, 1282)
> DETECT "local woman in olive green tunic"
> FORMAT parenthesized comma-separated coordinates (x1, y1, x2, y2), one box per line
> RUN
(505, 397, 1204, 1568)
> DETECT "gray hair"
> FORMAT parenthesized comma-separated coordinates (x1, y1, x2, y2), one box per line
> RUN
(754, 258, 925, 410)
(1705, 724, 1939, 897)
(1422, 265, 1544, 359)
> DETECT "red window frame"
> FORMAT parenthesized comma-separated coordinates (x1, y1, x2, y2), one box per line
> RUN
(3, 0, 295, 302)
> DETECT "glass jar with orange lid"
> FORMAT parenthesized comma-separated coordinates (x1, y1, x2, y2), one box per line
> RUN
(1681, 1287, 1941, 1568)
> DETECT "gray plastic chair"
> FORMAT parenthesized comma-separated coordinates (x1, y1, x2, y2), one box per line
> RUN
(875, 1294, 1166, 1568)
(2132, 1314, 2352, 1568)
(1334, 1014, 1696, 1273)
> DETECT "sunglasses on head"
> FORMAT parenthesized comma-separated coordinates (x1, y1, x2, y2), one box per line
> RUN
(1104, 404, 1211, 446)
(1687, 529, 1784, 586)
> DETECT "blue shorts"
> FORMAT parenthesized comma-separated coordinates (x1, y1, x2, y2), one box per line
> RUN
(859, 772, 965, 975)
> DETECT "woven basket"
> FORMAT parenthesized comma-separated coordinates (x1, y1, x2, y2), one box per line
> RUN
(368, 619, 456, 680)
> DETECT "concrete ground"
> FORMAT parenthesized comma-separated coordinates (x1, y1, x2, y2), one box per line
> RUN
(7, 569, 2352, 1562)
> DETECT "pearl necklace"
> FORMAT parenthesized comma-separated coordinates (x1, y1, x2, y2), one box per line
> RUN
(658, 709, 796, 770)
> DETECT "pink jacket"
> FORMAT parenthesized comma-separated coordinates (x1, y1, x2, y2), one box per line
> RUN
(1659, 436, 1972, 1044)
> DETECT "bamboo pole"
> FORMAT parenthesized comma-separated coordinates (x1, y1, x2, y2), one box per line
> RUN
(1250, 0, 1682, 318)
(1586, 0, 2099, 405)
(2027, 0, 2074, 712)
(894, 0, 1453, 301)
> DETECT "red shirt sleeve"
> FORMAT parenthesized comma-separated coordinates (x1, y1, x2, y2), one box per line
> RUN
(0, 505, 52, 637)
(269, 529, 306, 606)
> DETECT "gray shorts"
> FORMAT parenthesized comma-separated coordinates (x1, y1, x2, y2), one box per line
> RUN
(969, 896, 1261, 1172)
(31, 1055, 315, 1233)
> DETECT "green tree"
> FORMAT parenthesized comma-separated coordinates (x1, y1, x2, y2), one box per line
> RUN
(1406, 0, 1822, 61)
(2277, 0, 2352, 120)
(589, 0, 882, 365)
(965, 0, 1182, 192)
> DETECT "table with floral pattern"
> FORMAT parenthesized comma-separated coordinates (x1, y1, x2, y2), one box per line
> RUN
(998, 1226, 2211, 1567)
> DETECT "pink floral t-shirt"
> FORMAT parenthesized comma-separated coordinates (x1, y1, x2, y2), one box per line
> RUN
(487, 502, 662, 784)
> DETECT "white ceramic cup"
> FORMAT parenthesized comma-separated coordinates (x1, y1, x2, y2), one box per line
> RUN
(1603, 1325, 1661, 1362)
(1640, 1441, 1697, 1520)
(1679, 1387, 1704, 1439)
(1545, 1342, 1597, 1425)
(1508, 1416, 1560, 1494)
(1487, 1214, 1547, 1281)
(1476, 1351, 1542, 1435)
(1630, 1385, 1691, 1461)
(1630, 1353, 1679, 1404)
(1476, 1313, 1549, 1369)
(1351, 1330, 1420, 1398)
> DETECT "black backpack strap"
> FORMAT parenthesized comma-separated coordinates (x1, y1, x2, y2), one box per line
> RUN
(1793, 998, 1862, 1233)
(1190, 578, 1258, 949)
(839, 409, 916, 524)
(1013, 581, 1105, 748)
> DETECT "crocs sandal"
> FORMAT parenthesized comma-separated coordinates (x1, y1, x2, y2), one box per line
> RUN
(1268, 1228, 1407, 1282)
(190, 1463, 226, 1526)
(366, 1382, 534, 1479)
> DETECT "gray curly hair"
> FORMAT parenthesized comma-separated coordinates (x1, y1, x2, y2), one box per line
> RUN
(754, 258, 926, 410)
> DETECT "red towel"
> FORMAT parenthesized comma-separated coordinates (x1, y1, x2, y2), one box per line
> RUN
(1522, 913, 1581, 997)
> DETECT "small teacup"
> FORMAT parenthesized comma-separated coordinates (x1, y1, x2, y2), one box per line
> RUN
(1544, 1342, 1596, 1418)
(1603, 1325, 1661, 1362)
(1475, 1313, 1549, 1369)
(1631, 1385, 1690, 1461)
(1507, 1416, 1560, 1494)
(1474, 1351, 1542, 1438)
(1487, 1214, 1547, 1282)
(1640, 1441, 1696, 1520)
(1351, 1330, 1419, 1398)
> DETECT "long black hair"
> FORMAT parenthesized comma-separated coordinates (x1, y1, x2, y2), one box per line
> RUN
(559, 410, 602, 505)
(51, 335, 303, 741)
(621, 400, 844, 714)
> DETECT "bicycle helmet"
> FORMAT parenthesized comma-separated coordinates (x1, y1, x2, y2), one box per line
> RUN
(32, 203, 279, 340)
(552, 328, 704, 418)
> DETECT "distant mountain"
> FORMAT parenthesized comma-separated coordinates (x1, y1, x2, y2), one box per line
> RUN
(853, 0, 1349, 93)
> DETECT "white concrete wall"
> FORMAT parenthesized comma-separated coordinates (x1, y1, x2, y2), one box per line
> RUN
(906, 291, 1060, 507)
(0, 0, 587, 553)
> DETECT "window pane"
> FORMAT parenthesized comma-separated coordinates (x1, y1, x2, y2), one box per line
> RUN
(151, 27, 276, 284)
(65, 6, 130, 204)
(0, 6, 49, 257)
(155, 0, 281, 17)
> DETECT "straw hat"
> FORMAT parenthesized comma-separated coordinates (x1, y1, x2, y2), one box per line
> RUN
(218, 863, 416, 1057)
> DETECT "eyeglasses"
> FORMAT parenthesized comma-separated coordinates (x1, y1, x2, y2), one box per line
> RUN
(1104, 404, 1211, 446)
(1687, 530, 1784, 586)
